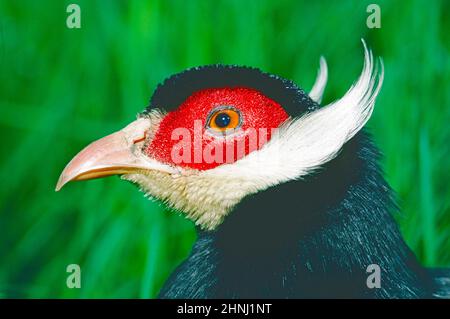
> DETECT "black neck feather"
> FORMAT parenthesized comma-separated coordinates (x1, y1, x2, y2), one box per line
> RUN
(159, 130, 434, 299)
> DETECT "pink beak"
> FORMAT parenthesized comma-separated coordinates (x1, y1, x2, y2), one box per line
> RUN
(55, 118, 175, 191)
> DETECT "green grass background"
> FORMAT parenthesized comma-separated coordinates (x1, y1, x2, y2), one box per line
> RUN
(0, 0, 449, 298)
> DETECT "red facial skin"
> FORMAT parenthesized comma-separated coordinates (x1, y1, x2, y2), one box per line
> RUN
(147, 87, 289, 170)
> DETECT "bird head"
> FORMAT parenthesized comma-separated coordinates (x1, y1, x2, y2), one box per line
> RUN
(56, 41, 383, 230)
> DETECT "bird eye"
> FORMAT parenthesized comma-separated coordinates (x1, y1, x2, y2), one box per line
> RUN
(207, 107, 241, 134)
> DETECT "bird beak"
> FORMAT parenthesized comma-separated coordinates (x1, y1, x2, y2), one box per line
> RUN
(55, 117, 175, 191)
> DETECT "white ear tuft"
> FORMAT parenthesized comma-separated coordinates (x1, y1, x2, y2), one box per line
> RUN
(205, 40, 384, 193)
(309, 56, 328, 104)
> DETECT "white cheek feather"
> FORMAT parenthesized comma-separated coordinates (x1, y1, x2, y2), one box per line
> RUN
(309, 56, 328, 104)
(204, 40, 384, 194)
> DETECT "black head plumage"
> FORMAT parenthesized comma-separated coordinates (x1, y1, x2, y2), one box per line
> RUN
(148, 64, 319, 116)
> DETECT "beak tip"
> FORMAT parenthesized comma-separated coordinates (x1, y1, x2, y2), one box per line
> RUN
(55, 174, 69, 192)
(55, 181, 63, 192)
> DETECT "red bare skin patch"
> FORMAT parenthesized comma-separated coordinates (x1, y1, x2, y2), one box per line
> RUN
(147, 87, 289, 170)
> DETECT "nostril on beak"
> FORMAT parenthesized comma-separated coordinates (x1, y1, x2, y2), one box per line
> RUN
(132, 132, 147, 144)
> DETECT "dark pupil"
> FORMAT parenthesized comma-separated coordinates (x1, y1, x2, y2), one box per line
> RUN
(214, 112, 231, 128)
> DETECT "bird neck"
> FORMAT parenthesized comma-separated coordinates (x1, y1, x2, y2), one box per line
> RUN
(160, 131, 433, 298)
(211, 131, 386, 255)
(195, 131, 433, 297)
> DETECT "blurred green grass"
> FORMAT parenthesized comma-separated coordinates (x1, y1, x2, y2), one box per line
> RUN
(0, 0, 449, 298)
